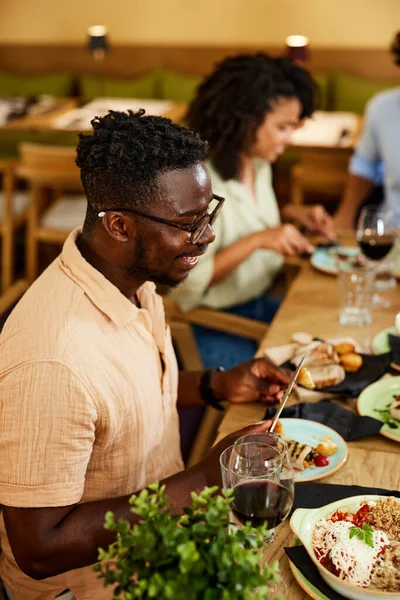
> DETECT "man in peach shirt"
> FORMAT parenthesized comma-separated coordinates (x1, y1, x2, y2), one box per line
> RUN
(0, 110, 288, 600)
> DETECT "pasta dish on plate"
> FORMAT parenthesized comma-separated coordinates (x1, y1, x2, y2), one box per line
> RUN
(312, 497, 400, 592)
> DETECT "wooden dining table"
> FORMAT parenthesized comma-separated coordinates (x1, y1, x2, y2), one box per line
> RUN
(0, 98, 186, 133)
(0, 98, 78, 131)
(214, 233, 400, 599)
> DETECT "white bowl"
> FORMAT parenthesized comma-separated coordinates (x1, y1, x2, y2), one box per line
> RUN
(290, 495, 400, 600)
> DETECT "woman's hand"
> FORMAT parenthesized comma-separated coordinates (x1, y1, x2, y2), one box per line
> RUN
(283, 204, 335, 239)
(253, 223, 314, 256)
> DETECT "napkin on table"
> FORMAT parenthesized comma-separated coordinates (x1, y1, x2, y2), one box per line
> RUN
(285, 545, 347, 599)
(263, 399, 383, 441)
(389, 333, 400, 369)
(292, 482, 400, 510)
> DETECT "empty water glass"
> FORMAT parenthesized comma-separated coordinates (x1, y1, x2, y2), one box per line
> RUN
(219, 445, 234, 490)
(374, 240, 398, 291)
(337, 256, 374, 326)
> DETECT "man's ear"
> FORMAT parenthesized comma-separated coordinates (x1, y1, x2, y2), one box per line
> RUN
(101, 212, 136, 243)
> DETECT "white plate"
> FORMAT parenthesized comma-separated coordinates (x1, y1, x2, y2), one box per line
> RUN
(311, 246, 400, 278)
(310, 247, 360, 276)
(372, 326, 398, 355)
(281, 418, 347, 482)
(357, 377, 400, 442)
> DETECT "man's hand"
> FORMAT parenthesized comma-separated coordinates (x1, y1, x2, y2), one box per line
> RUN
(253, 223, 314, 256)
(211, 358, 290, 405)
(200, 419, 273, 487)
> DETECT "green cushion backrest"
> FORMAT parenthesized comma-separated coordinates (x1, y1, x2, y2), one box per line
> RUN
(332, 71, 400, 114)
(313, 73, 331, 111)
(0, 72, 73, 98)
(80, 70, 159, 101)
(0, 130, 79, 159)
(158, 68, 202, 103)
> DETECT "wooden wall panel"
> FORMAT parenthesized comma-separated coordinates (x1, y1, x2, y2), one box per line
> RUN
(0, 44, 398, 80)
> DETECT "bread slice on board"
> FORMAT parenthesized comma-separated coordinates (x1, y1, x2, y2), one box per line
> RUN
(297, 367, 315, 389)
(306, 364, 345, 389)
(292, 344, 340, 368)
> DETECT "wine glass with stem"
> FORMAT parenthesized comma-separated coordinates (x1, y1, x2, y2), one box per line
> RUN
(356, 206, 396, 308)
(227, 440, 294, 544)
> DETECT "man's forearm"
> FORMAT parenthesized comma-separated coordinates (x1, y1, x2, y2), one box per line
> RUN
(6, 373, 227, 579)
(335, 173, 375, 228)
(177, 369, 225, 408)
(3, 464, 209, 580)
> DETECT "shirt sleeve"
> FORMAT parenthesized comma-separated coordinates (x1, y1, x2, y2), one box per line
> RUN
(349, 98, 382, 184)
(349, 154, 384, 185)
(0, 361, 97, 508)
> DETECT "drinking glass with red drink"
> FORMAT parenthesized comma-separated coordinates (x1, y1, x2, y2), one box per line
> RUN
(227, 441, 294, 543)
(356, 206, 396, 307)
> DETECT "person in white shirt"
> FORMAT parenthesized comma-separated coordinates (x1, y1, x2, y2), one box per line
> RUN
(335, 32, 400, 229)
(171, 53, 334, 369)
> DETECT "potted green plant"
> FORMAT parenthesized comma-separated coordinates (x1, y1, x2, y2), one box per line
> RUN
(94, 483, 281, 600)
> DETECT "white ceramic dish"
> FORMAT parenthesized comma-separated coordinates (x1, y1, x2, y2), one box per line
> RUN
(357, 377, 400, 442)
(310, 246, 360, 276)
(280, 418, 348, 482)
(310, 246, 400, 279)
(290, 495, 400, 600)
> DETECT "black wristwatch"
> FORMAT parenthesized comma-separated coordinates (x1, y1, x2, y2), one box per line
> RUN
(199, 367, 225, 411)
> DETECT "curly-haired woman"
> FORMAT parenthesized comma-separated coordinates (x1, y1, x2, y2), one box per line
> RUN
(171, 53, 334, 368)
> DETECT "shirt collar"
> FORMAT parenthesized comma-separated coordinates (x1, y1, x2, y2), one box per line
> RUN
(59, 228, 156, 328)
(207, 158, 268, 199)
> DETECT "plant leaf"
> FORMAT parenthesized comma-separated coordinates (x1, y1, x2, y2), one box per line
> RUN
(349, 524, 375, 548)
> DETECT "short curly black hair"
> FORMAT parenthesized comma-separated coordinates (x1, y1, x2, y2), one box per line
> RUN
(391, 31, 400, 66)
(186, 53, 315, 180)
(76, 109, 208, 231)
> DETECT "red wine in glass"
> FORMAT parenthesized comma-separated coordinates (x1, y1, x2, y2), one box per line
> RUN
(232, 479, 294, 529)
(356, 206, 395, 308)
(358, 234, 394, 261)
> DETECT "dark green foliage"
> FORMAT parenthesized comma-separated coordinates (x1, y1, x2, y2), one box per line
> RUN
(94, 483, 280, 599)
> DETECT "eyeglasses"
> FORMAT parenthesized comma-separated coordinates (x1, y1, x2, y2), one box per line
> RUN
(98, 193, 225, 244)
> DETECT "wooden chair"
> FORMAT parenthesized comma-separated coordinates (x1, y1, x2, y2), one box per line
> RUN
(163, 296, 269, 466)
(0, 279, 29, 320)
(0, 160, 29, 293)
(17, 143, 86, 283)
(163, 297, 269, 344)
(290, 148, 352, 207)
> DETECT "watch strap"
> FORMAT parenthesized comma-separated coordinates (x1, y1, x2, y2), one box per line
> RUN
(199, 367, 225, 411)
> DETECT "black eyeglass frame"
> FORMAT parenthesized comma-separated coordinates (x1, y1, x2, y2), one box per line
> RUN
(98, 193, 225, 244)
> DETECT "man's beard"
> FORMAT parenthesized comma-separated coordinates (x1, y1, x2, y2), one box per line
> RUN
(126, 241, 186, 289)
(126, 263, 186, 289)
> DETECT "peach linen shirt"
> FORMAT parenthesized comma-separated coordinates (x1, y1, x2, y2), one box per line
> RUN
(0, 229, 184, 600)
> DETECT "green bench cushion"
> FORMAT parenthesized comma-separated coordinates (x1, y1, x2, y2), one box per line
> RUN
(332, 71, 400, 114)
(158, 68, 201, 104)
(0, 72, 73, 98)
(313, 73, 330, 111)
(0, 130, 79, 159)
(80, 70, 159, 101)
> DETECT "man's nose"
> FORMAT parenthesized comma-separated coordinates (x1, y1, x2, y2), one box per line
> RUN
(198, 223, 216, 245)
